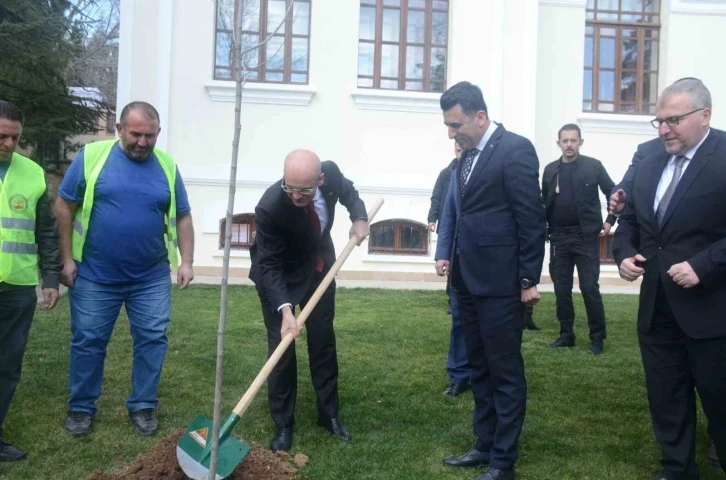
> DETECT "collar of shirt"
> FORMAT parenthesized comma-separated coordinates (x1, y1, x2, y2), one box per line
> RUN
(669, 128, 710, 166)
(653, 129, 710, 212)
(465, 122, 499, 184)
(475, 122, 498, 153)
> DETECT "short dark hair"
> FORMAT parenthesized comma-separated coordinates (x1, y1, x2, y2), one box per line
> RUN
(558, 123, 581, 140)
(440, 81, 488, 116)
(0, 100, 25, 125)
(119, 101, 160, 126)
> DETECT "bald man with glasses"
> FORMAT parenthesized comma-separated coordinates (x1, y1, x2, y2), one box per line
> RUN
(249, 149, 368, 453)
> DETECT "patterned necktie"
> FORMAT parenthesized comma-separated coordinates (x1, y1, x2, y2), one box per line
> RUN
(459, 148, 479, 197)
(656, 155, 687, 227)
(306, 202, 324, 272)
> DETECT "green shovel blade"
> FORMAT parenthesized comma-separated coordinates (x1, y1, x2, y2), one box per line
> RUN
(177, 414, 251, 480)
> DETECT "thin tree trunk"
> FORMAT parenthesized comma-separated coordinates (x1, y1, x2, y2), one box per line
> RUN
(207, 0, 244, 477)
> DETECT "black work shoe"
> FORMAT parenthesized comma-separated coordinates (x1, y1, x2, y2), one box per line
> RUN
(525, 319, 541, 331)
(442, 448, 489, 468)
(588, 340, 604, 355)
(476, 467, 515, 479)
(442, 382, 470, 397)
(707, 438, 721, 468)
(270, 426, 293, 452)
(65, 411, 93, 437)
(129, 408, 159, 437)
(318, 417, 351, 441)
(0, 440, 26, 461)
(547, 337, 575, 348)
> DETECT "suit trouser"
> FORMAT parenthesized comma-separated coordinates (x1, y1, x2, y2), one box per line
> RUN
(639, 281, 726, 479)
(549, 231, 606, 341)
(260, 275, 339, 428)
(452, 258, 526, 470)
(446, 290, 472, 386)
(0, 287, 37, 438)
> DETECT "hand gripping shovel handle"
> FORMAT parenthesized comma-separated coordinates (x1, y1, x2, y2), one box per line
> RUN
(231, 197, 384, 418)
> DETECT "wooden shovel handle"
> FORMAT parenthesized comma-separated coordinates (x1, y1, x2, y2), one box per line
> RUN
(232, 198, 384, 417)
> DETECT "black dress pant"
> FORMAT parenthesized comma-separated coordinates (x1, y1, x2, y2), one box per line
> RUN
(639, 281, 726, 479)
(549, 229, 606, 341)
(260, 275, 339, 428)
(0, 287, 37, 438)
(452, 256, 526, 470)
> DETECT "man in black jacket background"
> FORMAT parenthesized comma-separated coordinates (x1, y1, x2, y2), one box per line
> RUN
(542, 124, 616, 354)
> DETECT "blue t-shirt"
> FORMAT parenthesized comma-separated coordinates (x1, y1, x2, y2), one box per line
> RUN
(58, 143, 191, 284)
(0, 160, 10, 180)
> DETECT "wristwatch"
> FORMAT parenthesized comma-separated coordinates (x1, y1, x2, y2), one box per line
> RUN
(520, 278, 537, 289)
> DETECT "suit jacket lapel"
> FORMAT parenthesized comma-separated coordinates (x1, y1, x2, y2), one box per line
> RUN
(659, 133, 717, 232)
(643, 153, 669, 228)
(463, 124, 504, 198)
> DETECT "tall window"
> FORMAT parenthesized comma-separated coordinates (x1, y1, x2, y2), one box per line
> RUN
(357, 0, 449, 92)
(219, 214, 256, 250)
(583, 0, 660, 114)
(214, 0, 311, 84)
(369, 219, 429, 255)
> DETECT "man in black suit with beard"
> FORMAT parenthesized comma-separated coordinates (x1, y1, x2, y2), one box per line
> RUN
(614, 78, 726, 479)
(249, 149, 368, 452)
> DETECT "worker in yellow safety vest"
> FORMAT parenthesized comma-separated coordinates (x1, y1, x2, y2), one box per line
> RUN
(0, 100, 61, 462)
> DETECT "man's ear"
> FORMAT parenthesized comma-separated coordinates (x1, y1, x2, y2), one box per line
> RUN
(318, 172, 325, 186)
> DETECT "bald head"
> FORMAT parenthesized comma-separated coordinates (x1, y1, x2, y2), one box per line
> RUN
(283, 149, 323, 207)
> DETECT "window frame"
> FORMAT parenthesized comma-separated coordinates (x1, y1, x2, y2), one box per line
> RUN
(357, 0, 449, 92)
(219, 213, 257, 250)
(583, 0, 660, 115)
(213, 0, 312, 84)
(368, 219, 429, 255)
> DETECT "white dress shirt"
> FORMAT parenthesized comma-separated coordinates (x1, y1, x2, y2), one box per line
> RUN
(653, 129, 710, 213)
(465, 122, 499, 184)
(313, 187, 329, 234)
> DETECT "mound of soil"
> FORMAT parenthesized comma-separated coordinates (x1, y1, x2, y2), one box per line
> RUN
(86, 430, 305, 479)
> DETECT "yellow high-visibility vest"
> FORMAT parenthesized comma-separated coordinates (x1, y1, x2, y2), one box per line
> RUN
(71, 140, 179, 266)
(0, 153, 47, 285)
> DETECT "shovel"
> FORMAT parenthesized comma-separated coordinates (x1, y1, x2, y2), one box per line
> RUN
(177, 198, 384, 480)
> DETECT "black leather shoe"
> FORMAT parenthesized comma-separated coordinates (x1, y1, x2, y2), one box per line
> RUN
(129, 408, 159, 437)
(65, 411, 93, 437)
(318, 417, 351, 441)
(588, 340, 604, 355)
(270, 426, 293, 452)
(707, 438, 721, 467)
(476, 467, 515, 480)
(442, 448, 489, 468)
(0, 440, 26, 462)
(442, 382, 470, 397)
(547, 337, 575, 348)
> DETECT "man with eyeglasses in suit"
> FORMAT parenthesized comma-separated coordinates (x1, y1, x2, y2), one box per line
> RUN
(249, 149, 368, 453)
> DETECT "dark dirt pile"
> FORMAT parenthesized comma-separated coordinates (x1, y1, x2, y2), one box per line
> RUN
(85, 430, 306, 479)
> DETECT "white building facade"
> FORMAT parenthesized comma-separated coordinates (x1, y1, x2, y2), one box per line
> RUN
(117, 0, 726, 285)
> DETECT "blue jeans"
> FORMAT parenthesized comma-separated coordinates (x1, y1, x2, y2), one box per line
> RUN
(68, 275, 171, 414)
(446, 291, 472, 385)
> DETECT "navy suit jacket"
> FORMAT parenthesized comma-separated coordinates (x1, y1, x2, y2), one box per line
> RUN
(613, 129, 726, 339)
(435, 124, 546, 297)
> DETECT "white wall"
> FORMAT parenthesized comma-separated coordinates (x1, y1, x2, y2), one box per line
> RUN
(119, 0, 726, 281)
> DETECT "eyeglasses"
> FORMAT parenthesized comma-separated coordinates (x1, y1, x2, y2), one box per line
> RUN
(281, 181, 316, 195)
(650, 108, 704, 129)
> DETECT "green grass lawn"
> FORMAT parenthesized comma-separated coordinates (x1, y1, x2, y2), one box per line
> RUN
(0, 286, 723, 480)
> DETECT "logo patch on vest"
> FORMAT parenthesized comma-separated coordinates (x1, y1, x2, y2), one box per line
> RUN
(8, 194, 28, 213)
